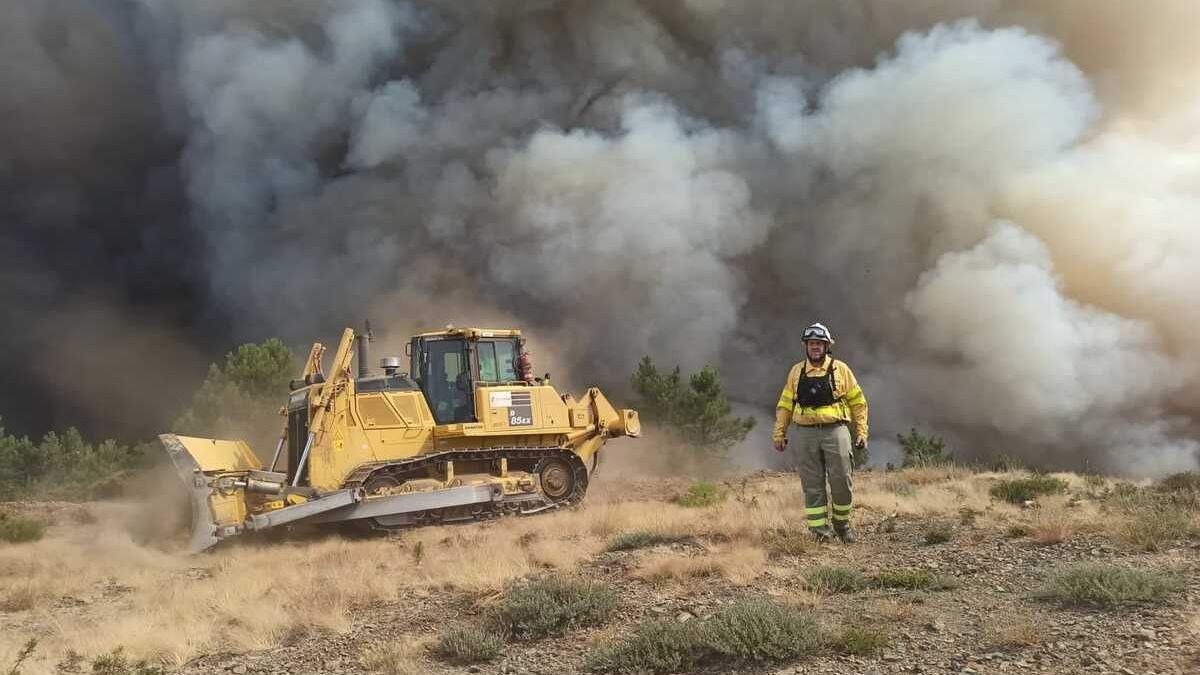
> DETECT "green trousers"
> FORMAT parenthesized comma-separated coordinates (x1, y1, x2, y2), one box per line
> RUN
(791, 422, 853, 529)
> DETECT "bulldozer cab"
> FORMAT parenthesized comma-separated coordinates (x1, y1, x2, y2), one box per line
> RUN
(410, 329, 523, 425)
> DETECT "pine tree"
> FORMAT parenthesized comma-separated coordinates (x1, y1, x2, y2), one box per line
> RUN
(630, 356, 755, 460)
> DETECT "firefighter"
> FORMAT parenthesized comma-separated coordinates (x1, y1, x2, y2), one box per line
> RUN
(773, 322, 869, 543)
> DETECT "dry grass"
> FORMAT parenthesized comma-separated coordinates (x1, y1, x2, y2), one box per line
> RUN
(0, 467, 1181, 673)
(983, 615, 1042, 648)
(856, 472, 1001, 518)
(1028, 506, 1076, 546)
(361, 637, 432, 674)
(867, 597, 928, 624)
(631, 545, 767, 585)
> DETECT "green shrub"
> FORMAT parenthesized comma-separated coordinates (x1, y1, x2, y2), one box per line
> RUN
(673, 482, 725, 508)
(586, 619, 702, 674)
(896, 428, 953, 467)
(1034, 564, 1184, 608)
(0, 423, 159, 502)
(0, 513, 46, 544)
(871, 569, 959, 591)
(833, 623, 889, 656)
(702, 600, 822, 662)
(89, 647, 166, 675)
(630, 357, 755, 460)
(1158, 471, 1200, 494)
(433, 625, 503, 665)
(922, 523, 953, 545)
(1114, 504, 1191, 552)
(804, 566, 864, 594)
(489, 576, 617, 640)
(586, 600, 820, 674)
(988, 475, 1068, 504)
(606, 531, 691, 552)
(1157, 471, 1200, 509)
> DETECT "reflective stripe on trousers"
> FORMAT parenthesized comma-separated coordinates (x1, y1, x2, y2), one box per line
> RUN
(791, 423, 853, 528)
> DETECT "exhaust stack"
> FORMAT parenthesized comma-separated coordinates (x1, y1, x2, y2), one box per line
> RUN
(356, 320, 372, 378)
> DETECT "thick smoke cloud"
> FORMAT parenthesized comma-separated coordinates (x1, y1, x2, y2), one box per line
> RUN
(3, 0, 1199, 475)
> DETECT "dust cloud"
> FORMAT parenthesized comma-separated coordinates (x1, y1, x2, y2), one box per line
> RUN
(4, 1, 1200, 475)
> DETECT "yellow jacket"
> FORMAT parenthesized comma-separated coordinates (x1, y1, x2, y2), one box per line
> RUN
(772, 355, 868, 442)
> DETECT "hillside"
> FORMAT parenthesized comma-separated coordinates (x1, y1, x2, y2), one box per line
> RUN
(2, 463, 1198, 675)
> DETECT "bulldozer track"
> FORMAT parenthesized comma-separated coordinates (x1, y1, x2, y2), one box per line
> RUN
(339, 446, 588, 530)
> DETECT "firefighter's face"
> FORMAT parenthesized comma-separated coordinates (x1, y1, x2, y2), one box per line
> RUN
(805, 340, 827, 361)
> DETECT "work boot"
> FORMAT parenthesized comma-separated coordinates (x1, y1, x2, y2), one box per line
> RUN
(833, 523, 857, 544)
(809, 525, 837, 542)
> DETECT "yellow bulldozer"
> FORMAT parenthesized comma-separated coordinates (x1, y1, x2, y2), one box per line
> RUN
(161, 325, 640, 552)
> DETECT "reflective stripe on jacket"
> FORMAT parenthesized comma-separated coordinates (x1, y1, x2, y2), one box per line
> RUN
(772, 355, 868, 442)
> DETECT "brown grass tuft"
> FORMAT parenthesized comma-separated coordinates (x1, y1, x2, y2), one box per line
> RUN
(1028, 508, 1075, 546)
(632, 545, 766, 585)
(984, 615, 1042, 648)
(360, 637, 432, 675)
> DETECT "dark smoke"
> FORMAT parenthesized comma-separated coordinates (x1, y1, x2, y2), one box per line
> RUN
(3, 0, 1198, 476)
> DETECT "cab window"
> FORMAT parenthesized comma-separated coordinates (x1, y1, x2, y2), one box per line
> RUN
(478, 343, 498, 382)
(495, 340, 518, 381)
(476, 340, 519, 383)
(422, 338, 472, 424)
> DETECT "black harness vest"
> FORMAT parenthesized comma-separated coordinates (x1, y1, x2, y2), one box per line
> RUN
(795, 359, 839, 409)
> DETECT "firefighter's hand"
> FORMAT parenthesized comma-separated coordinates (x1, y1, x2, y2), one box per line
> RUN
(774, 439, 787, 453)
(855, 436, 868, 451)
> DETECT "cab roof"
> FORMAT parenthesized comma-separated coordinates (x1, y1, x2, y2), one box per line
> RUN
(412, 326, 523, 340)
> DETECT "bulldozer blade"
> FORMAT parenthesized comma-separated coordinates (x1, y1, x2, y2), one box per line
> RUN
(160, 433, 264, 553)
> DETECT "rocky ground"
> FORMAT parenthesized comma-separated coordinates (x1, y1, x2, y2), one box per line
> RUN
(4, 469, 1199, 675)
(176, 474, 1198, 675)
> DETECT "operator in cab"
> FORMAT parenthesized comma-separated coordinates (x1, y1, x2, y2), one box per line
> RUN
(772, 323, 869, 543)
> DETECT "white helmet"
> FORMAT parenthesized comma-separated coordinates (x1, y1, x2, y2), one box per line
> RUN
(802, 322, 834, 345)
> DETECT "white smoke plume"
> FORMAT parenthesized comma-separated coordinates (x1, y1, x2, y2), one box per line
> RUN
(5, 0, 1200, 475)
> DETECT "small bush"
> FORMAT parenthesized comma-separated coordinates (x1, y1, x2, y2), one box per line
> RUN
(1157, 471, 1200, 509)
(882, 476, 916, 496)
(433, 625, 503, 665)
(984, 618, 1041, 648)
(489, 576, 617, 640)
(606, 531, 691, 553)
(1158, 470, 1200, 494)
(586, 619, 702, 674)
(1034, 564, 1184, 608)
(703, 600, 822, 662)
(804, 566, 864, 594)
(1030, 520, 1072, 546)
(871, 569, 959, 591)
(90, 647, 166, 675)
(0, 513, 46, 544)
(922, 523, 953, 545)
(958, 507, 981, 527)
(896, 428, 953, 467)
(673, 482, 725, 508)
(761, 528, 812, 558)
(361, 642, 424, 675)
(1083, 473, 1107, 494)
(833, 623, 889, 656)
(988, 454, 1025, 472)
(1114, 504, 1190, 552)
(586, 600, 820, 674)
(1005, 523, 1030, 538)
(989, 475, 1068, 504)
